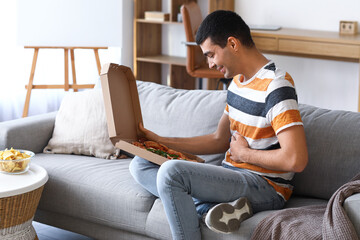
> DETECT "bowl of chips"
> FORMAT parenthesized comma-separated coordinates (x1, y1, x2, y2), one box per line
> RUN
(0, 148, 34, 174)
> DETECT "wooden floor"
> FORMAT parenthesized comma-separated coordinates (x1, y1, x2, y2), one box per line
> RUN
(33, 221, 93, 240)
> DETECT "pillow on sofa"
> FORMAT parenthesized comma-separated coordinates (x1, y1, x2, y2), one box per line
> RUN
(43, 89, 118, 159)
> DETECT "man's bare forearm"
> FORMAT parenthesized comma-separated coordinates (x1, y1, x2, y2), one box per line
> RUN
(157, 134, 229, 155)
(230, 126, 308, 172)
(140, 113, 232, 155)
(231, 146, 307, 172)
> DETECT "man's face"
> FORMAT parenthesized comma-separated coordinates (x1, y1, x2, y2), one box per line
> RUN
(200, 38, 236, 79)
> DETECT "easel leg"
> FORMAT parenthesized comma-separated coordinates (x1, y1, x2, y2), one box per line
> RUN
(94, 49, 101, 75)
(64, 49, 69, 91)
(22, 48, 39, 118)
(70, 49, 77, 92)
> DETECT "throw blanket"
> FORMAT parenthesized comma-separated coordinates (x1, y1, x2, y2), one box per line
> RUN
(251, 173, 360, 240)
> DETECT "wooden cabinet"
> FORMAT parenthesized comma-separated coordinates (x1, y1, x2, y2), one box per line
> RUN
(251, 28, 360, 111)
(252, 28, 360, 61)
(133, 0, 234, 89)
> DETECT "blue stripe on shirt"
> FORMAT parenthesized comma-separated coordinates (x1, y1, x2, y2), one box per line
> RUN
(264, 87, 298, 114)
(227, 86, 297, 117)
(227, 91, 265, 117)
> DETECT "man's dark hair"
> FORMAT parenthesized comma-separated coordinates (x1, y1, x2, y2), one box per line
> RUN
(195, 10, 254, 48)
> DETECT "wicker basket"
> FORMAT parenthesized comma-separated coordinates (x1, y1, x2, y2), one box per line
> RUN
(0, 186, 44, 240)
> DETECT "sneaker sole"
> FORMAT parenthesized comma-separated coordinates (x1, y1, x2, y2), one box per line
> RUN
(205, 197, 253, 234)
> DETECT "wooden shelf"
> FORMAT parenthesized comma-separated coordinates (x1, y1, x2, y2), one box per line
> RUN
(137, 55, 186, 66)
(136, 19, 183, 25)
(134, 0, 234, 90)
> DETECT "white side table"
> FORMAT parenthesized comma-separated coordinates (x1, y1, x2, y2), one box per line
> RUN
(0, 163, 48, 240)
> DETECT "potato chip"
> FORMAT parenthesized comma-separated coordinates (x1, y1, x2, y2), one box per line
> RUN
(0, 148, 32, 173)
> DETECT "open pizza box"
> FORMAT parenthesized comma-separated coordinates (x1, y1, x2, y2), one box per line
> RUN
(100, 63, 204, 165)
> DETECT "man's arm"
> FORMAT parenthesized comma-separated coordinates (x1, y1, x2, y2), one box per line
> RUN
(229, 125, 308, 172)
(139, 113, 232, 155)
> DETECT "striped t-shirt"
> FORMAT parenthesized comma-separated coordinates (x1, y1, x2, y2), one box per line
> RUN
(223, 61, 303, 201)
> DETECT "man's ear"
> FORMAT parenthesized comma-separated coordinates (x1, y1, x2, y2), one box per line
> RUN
(227, 37, 239, 52)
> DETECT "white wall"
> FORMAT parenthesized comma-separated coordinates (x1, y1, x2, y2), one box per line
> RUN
(163, 0, 360, 112)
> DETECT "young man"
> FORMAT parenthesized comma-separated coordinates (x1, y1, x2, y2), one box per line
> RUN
(129, 10, 308, 240)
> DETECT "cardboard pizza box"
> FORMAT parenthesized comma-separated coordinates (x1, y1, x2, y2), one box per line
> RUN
(100, 63, 204, 165)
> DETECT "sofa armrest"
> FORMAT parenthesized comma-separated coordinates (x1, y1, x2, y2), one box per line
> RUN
(0, 112, 57, 153)
(344, 193, 360, 237)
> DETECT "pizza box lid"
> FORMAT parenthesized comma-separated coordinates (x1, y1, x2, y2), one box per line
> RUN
(100, 63, 204, 165)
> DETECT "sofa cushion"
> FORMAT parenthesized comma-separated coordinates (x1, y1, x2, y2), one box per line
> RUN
(43, 89, 118, 159)
(293, 104, 360, 200)
(137, 81, 227, 165)
(33, 154, 156, 235)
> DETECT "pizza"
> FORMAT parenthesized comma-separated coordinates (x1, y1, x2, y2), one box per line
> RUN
(132, 139, 197, 162)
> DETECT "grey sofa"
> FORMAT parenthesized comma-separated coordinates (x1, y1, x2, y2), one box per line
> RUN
(1, 81, 359, 240)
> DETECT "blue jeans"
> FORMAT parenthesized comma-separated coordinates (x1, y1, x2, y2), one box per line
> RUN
(129, 156, 285, 240)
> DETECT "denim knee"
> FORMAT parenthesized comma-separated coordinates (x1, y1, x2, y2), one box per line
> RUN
(157, 160, 189, 196)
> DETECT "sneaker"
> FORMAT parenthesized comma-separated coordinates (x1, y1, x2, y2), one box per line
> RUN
(205, 197, 253, 234)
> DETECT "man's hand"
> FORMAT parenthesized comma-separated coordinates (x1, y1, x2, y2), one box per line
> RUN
(229, 132, 249, 163)
(139, 122, 160, 142)
(227, 126, 308, 172)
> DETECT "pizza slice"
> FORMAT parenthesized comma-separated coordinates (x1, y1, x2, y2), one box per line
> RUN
(132, 139, 196, 162)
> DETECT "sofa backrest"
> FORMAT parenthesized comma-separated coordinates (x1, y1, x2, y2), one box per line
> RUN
(292, 104, 360, 200)
(137, 81, 227, 165)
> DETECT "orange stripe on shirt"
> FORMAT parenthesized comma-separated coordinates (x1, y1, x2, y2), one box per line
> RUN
(229, 117, 275, 140)
(233, 75, 243, 88)
(271, 109, 302, 133)
(234, 76, 273, 91)
(285, 73, 295, 86)
(264, 178, 293, 201)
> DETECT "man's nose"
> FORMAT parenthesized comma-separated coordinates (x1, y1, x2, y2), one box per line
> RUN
(208, 60, 215, 69)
